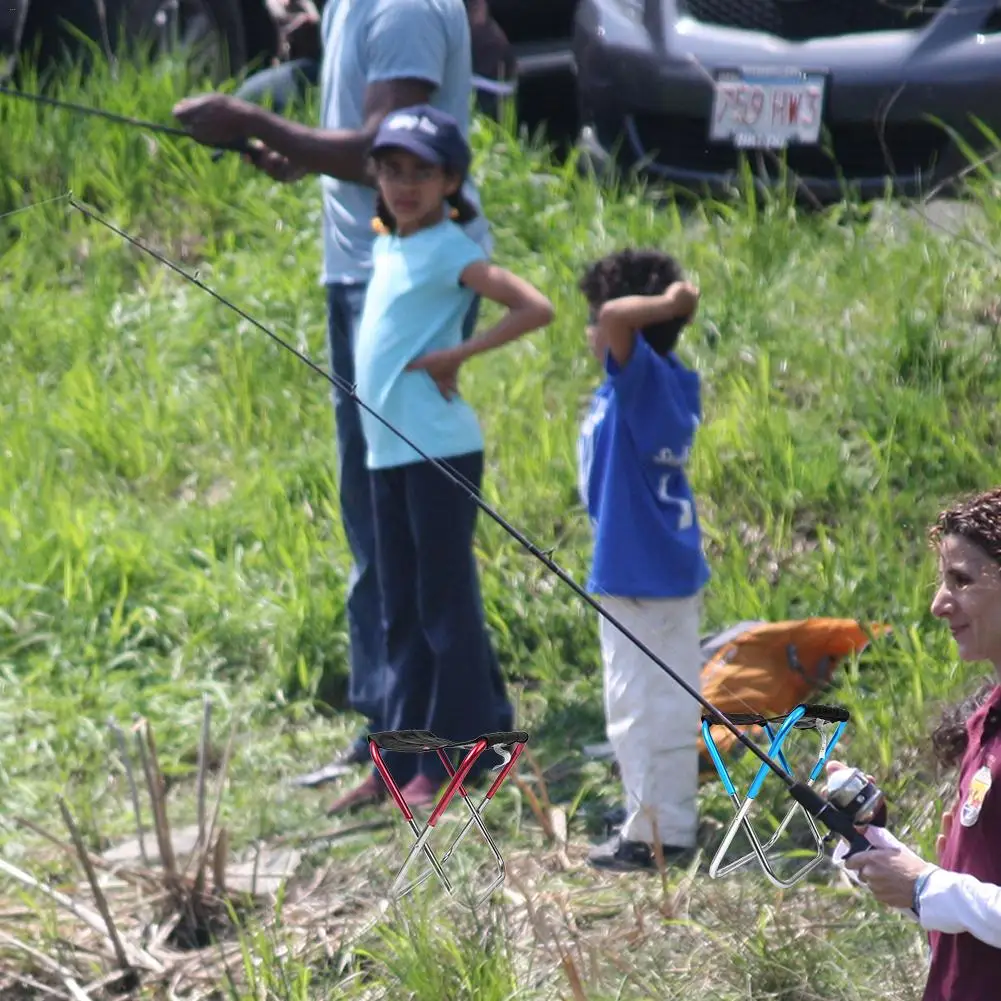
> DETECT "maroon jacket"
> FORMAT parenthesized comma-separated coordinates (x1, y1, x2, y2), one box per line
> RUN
(923, 683, 1001, 1001)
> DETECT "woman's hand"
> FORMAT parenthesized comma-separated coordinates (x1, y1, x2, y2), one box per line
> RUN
(407, 347, 463, 400)
(937, 801, 956, 861)
(844, 843, 932, 910)
(824, 758, 876, 786)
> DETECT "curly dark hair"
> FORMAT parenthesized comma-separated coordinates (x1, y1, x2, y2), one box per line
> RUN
(578, 248, 689, 355)
(931, 680, 999, 769)
(927, 487, 1001, 768)
(928, 486, 1001, 564)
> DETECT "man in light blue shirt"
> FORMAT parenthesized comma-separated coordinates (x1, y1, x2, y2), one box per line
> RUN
(174, 0, 507, 798)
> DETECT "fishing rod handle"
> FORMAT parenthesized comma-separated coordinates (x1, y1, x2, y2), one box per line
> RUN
(788, 782, 874, 857)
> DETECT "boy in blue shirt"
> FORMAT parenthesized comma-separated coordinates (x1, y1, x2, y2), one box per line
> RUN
(577, 249, 709, 871)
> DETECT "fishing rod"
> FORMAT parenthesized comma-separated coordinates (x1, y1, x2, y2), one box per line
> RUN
(66, 196, 877, 860)
(0, 85, 251, 154)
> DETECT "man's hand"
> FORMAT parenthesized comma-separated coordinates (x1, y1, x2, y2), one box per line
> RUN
(406, 347, 463, 401)
(173, 93, 258, 146)
(844, 843, 931, 910)
(244, 140, 309, 182)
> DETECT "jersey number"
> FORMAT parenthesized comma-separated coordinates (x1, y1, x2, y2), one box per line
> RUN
(657, 474, 693, 530)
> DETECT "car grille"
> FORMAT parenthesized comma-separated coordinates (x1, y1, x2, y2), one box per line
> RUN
(625, 113, 949, 183)
(676, 0, 949, 41)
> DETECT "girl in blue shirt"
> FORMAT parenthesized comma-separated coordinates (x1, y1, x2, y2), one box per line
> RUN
(326, 104, 553, 816)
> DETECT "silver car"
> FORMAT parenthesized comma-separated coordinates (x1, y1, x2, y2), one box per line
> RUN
(572, 0, 1001, 200)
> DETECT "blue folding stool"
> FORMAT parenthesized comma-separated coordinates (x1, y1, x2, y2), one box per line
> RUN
(701, 703, 850, 887)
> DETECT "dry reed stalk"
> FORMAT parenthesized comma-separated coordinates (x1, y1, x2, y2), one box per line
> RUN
(0, 856, 165, 974)
(12, 815, 157, 890)
(191, 714, 239, 893)
(137, 718, 180, 888)
(57, 797, 133, 976)
(0, 927, 80, 981)
(108, 717, 150, 866)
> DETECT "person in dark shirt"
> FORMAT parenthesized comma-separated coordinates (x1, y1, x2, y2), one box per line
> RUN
(832, 486, 1001, 1000)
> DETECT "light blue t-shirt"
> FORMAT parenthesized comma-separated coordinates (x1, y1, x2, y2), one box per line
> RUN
(355, 219, 487, 469)
(577, 336, 711, 599)
(319, 0, 491, 285)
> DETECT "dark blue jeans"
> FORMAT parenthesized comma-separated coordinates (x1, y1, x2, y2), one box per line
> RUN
(371, 450, 514, 786)
(325, 286, 509, 748)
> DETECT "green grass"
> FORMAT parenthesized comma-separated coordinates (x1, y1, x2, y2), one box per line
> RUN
(2, 50, 1001, 1000)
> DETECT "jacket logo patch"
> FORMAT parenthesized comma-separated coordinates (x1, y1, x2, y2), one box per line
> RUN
(960, 764, 993, 828)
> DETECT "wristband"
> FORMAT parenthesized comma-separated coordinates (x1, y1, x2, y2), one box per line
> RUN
(912, 866, 936, 917)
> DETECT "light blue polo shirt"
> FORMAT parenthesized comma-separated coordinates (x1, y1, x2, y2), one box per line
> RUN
(319, 0, 491, 286)
(354, 219, 487, 469)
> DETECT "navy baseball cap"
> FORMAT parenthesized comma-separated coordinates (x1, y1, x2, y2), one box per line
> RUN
(370, 104, 472, 176)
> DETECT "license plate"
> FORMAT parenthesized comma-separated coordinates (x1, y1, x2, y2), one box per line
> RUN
(710, 70, 826, 149)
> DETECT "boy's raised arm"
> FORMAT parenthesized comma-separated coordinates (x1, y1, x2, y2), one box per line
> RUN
(596, 282, 700, 366)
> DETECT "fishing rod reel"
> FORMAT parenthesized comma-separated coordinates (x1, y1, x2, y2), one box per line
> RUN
(824, 766, 888, 829)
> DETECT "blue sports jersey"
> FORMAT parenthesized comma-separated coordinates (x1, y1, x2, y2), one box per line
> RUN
(577, 335, 711, 599)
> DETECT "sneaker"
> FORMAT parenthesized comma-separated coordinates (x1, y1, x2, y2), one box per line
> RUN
(324, 774, 388, 816)
(603, 805, 627, 838)
(289, 734, 373, 788)
(587, 834, 693, 873)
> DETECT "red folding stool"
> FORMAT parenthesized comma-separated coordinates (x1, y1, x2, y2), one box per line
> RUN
(368, 729, 529, 907)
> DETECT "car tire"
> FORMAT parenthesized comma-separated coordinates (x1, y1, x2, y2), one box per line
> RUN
(112, 0, 248, 83)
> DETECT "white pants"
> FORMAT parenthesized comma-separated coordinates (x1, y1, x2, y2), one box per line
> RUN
(599, 594, 702, 848)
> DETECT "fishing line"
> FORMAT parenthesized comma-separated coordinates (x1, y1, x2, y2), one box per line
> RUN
(0, 86, 250, 153)
(0, 191, 72, 222)
(65, 196, 874, 856)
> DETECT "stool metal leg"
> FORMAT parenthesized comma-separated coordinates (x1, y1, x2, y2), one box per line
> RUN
(385, 738, 490, 901)
(705, 707, 851, 887)
(369, 740, 455, 897)
(406, 741, 526, 907)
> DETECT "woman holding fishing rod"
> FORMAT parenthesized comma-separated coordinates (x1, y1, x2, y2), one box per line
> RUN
(828, 486, 1001, 1000)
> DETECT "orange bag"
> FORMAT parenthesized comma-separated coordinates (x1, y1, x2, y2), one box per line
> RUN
(697, 618, 889, 775)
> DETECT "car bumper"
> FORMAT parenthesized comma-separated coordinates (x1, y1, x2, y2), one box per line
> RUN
(573, 0, 1001, 199)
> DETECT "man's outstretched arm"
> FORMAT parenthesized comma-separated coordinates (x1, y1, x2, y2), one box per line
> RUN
(173, 77, 434, 184)
(174, 0, 452, 183)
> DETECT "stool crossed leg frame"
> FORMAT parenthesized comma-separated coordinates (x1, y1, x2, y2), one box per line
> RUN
(368, 730, 529, 908)
(701, 704, 850, 888)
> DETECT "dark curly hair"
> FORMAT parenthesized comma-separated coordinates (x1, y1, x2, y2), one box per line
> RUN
(927, 487, 1001, 768)
(578, 248, 689, 355)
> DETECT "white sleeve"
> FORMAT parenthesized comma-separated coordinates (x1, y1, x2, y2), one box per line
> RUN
(919, 868, 1001, 947)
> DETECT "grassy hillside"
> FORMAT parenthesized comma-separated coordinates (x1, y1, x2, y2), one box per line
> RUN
(2, 55, 1000, 999)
